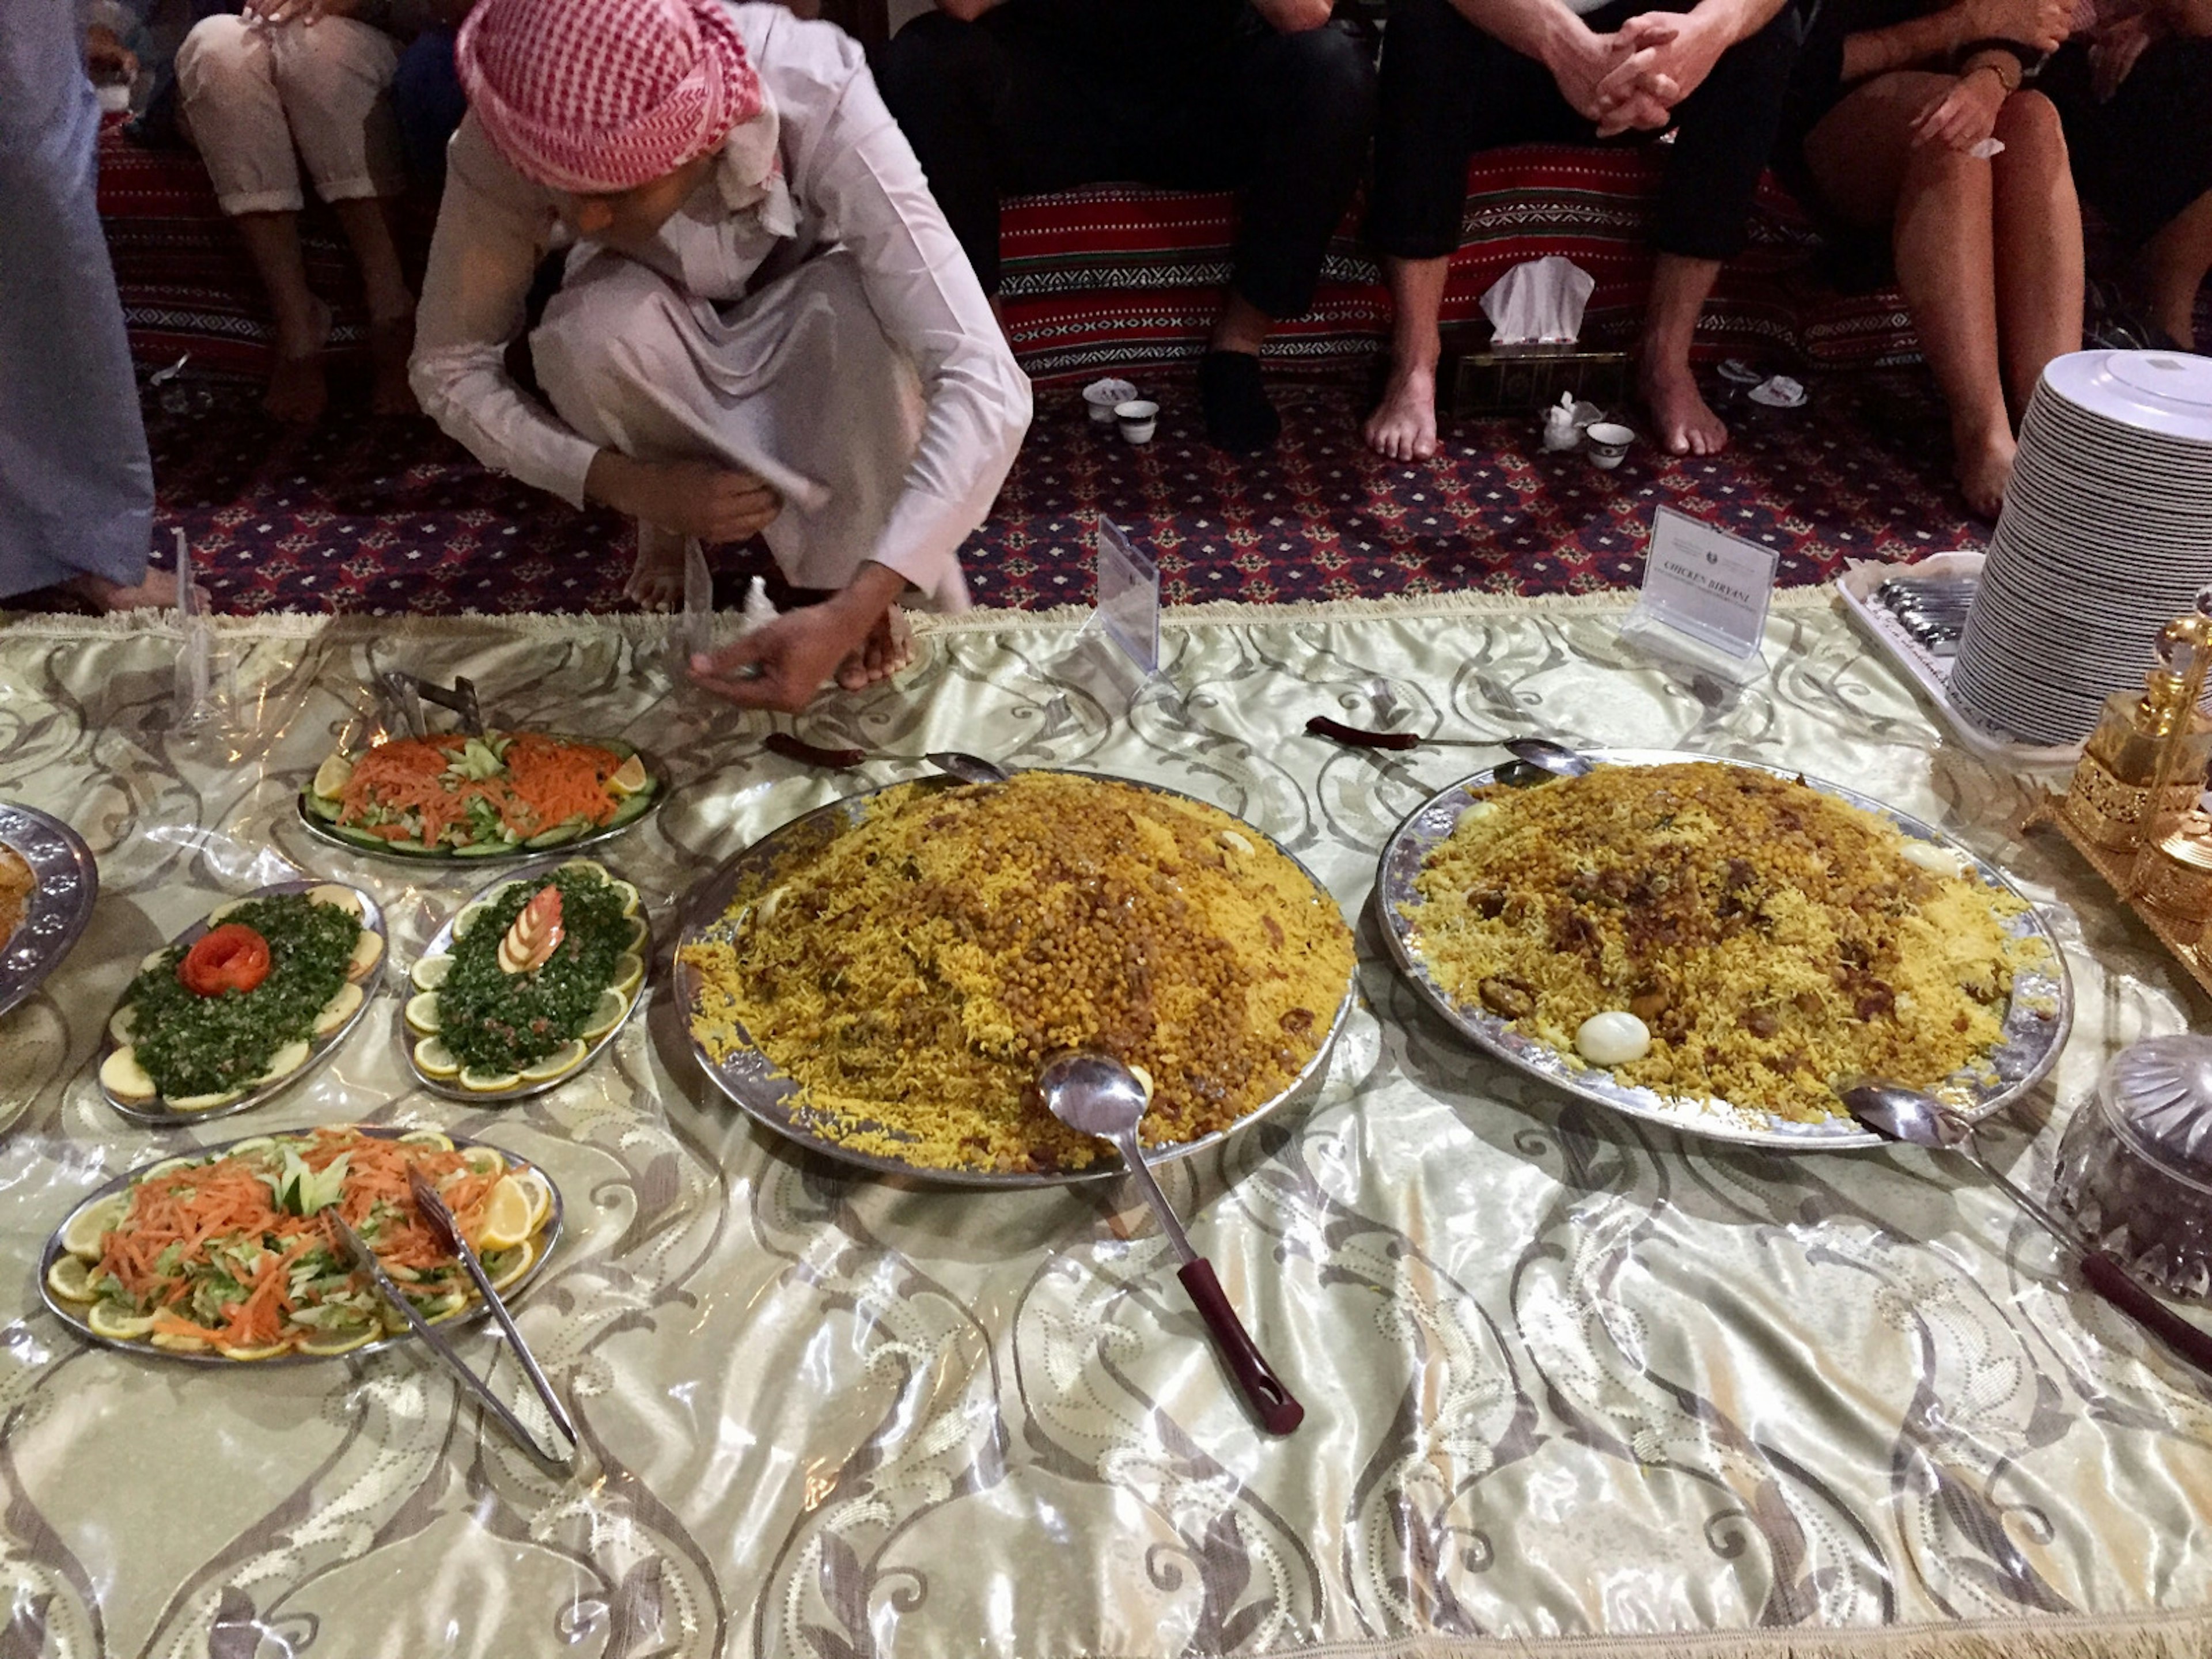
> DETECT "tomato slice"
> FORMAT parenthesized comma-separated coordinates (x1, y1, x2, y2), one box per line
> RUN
(179, 923, 272, 997)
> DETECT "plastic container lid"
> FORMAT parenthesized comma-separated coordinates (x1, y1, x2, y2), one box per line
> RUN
(2098, 1034, 2212, 1196)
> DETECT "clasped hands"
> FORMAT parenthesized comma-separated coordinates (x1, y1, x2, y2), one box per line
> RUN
(1552, 9, 1728, 138)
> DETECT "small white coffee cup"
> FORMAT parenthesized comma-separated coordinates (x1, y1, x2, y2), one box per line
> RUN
(1115, 399, 1158, 445)
(1585, 422, 1634, 469)
(1084, 378, 1138, 426)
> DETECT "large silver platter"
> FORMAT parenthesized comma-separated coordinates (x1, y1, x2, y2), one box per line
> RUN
(38, 1125, 562, 1367)
(402, 858, 650, 1104)
(0, 803, 98, 1024)
(675, 772, 1357, 1188)
(100, 881, 387, 1128)
(295, 738, 669, 865)
(1377, 749, 2074, 1151)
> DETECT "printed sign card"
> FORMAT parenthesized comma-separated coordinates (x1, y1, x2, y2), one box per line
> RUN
(1094, 517, 1161, 677)
(1620, 507, 1778, 686)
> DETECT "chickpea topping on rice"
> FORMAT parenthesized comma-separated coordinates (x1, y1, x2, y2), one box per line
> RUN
(683, 774, 1355, 1172)
(1407, 762, 2043, 1123)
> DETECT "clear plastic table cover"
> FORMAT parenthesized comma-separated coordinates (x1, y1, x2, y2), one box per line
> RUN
(0, 597, 2207, 1659)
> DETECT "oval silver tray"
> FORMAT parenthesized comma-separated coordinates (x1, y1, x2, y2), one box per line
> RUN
(673, 771, 1357, 1188)
(294, 738, 669, 865)
(402, 858, 650, 1104)
(1376, 749, 2075, 1151)
(0, 802, 99, 1024)
(99, 880, 387, 1128)
(39, 1125, 562, 1367)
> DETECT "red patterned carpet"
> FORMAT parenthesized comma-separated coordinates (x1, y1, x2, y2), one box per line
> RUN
(108, 363, 1980, 616)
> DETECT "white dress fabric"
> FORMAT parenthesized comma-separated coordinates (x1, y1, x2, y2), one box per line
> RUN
(410, 3, 1032, 609)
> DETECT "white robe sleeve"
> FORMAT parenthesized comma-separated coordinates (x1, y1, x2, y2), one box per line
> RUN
(408, 115, 601, 509)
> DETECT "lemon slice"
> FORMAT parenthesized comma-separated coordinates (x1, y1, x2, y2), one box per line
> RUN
(458, 1145, 507, 1180)
(519, 1040, 586, 1084)
(485, 1237, 538, 1293)
(346, 928, 384, 982)
(227, 1137, 276, 1162)
(107, 1005, 138, 1047)
(608, 753, 649, 796)
(410, 953, 454, 992)
(611, 880, 643, 916)
(313, 981, 364, 1037)
(404, 991, 443, 1035)
(511, 1166, 554, 1234)
(205, 897, 250, 926)
(459, 1066, 521, 1094)
(86, 1301, 160, 1340)
(475, 1173, 539, 1250)
(149, 1330, 210, 1354)
(298, 1317, 380, 1357)
(611, 953, 644, 996)
(452, 902, 490, 941)
(136, 1157, 194, 1183)
(46, 1255, 96, 1301)
(60, 1193, 129, 1258)
(99, 1047, 157, 1104)
(412, 1037, 461, 1080)
(312, 752, 354, 800)
(251, 1040, 312, 1087)
(623, 915, 649, 951)
(169, 1089, 247, 1113)
(563, 858, 610, 884)
(579, 987, 627, 1041)
(397, 1127, 455, 1150)
(307, 884, 362, 916)
(217, 1339, 294, 1362)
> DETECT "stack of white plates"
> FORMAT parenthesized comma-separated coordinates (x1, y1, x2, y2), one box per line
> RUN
(1950, 350, 2212, 748)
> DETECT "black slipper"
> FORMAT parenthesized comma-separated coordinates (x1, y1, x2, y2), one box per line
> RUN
(1199, 350, 1281, 453)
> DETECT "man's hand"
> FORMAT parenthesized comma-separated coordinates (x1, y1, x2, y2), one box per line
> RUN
(586, 451, 782, 545)
(247, 0, 361, 24)
(1912, 66, 2008, 149)
(1252, 0, 1338, 29)
(1594, 7, 1731, 122)
(1546, 16, 1676, 130)
(85, 25, 138, 84)
(688, 563, 908, 713)
(1960, 0, 2071, 52)
(2090, 13, 2156, 96)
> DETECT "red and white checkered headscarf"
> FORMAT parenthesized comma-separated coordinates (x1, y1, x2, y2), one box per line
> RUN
(456, 0, 764, 195)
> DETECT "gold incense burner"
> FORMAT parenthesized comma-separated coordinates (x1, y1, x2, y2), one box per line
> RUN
(2062, 612, 2212, 856)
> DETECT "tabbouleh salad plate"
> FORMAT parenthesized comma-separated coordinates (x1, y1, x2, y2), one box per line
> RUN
(40, 1124, 560, 1365)
(298, 729, 665, 863)
(99, 881, 386, 1127)
(403, 858, 649, 1102)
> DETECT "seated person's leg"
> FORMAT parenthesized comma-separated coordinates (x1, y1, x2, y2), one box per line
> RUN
(175, 14, 331, 423)
(1987, 91, 2081, 413)
(269, 18, 414, 414)
(393, 27, 467, 189)
(1187, 18, 1377, 451)
(875, 12, 1019, 304)
(1364, 0, 1532, 461)
(1635, 0, 1802, 455)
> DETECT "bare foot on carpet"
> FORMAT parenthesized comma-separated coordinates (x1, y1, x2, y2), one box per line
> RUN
(368, 313, 418, 417)
(264, 297, 333, 425)
(835, 605, 911, 691)
(66, 567, 210, 613)
(624, 527, 692, 612)
(1640, 355, 1728, 456)
(1365, 362, 1438, 462)
(1955, 423, 2016, 521)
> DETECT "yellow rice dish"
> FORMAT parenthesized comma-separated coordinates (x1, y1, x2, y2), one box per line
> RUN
(1407, 762, 2043, 1123)
(684, 772, 1355, 1173)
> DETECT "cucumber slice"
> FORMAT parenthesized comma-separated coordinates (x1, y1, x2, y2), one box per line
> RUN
(607, 791, 654, 827)
(328, 824, 388, 850)
(303, 791, 343, 822)
(453, 839, 511, 858)
(524, 817, 586, 849)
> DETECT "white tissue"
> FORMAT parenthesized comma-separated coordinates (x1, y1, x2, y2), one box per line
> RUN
(1968, 138, 2005, 160)
(739, 575, 777, 634)
(1480, 256, 1595, 346)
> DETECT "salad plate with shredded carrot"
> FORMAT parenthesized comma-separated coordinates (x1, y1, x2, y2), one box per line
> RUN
(298, 730, 662, 861)
(40, 1126, 560, 1362)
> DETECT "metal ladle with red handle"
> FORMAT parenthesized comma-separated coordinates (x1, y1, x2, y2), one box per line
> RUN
(1039, 1051, 1305, 1434)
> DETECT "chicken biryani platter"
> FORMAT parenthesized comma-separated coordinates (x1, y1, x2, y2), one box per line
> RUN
(297, 729, 665, 862)
(0, 802, 98, 1024)
(97, 881, 386, 1127)
(1377, 751, 2073, 1149)
(676, 770, 1358, 1187)
(39, 1124, 560, 1365)
(402, 858, 650, 1103)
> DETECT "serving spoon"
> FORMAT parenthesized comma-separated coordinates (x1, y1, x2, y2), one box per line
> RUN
(1501, 737, 1597, 778)
(1039, 1052, 1304, 1434)
(1840, 1080, 2212, 1378)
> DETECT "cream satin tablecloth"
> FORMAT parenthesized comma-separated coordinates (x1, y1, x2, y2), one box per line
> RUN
(0, 592, 2207, 1659)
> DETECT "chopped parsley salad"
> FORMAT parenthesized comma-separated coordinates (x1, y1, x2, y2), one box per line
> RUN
(304, 730, 656, 857)
(406, 860, 646, 1094)
(44, 1127, 554, 1359)
(101, 887, 381, 1111)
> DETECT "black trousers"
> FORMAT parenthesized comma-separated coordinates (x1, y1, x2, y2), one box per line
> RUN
(2041, 36, 2212, 247)
(874, 6, 1377, 320)
(1369, 0, 1803, 264)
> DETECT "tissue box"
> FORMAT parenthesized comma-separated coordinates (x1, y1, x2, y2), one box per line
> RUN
(1448, 341, 1630, 416)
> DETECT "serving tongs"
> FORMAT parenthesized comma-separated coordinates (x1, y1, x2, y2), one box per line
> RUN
(327, 1180, 575, 1465)
(377, 671, 485, 740)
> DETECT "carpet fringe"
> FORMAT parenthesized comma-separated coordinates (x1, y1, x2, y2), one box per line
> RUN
(0, 585, 1839, 644)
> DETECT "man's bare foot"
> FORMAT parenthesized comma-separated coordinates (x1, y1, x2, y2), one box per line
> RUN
(835, 605, 911, 690)
(65, 568, 211, 613)
(1955, 426, 2016, 520)
(624, 525, 691, 612)
(1639, 355, 1728, 456)
(368, 313, 418, 416)
(264, 297, 333, 425)
(1365, 362, 1439, 461)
